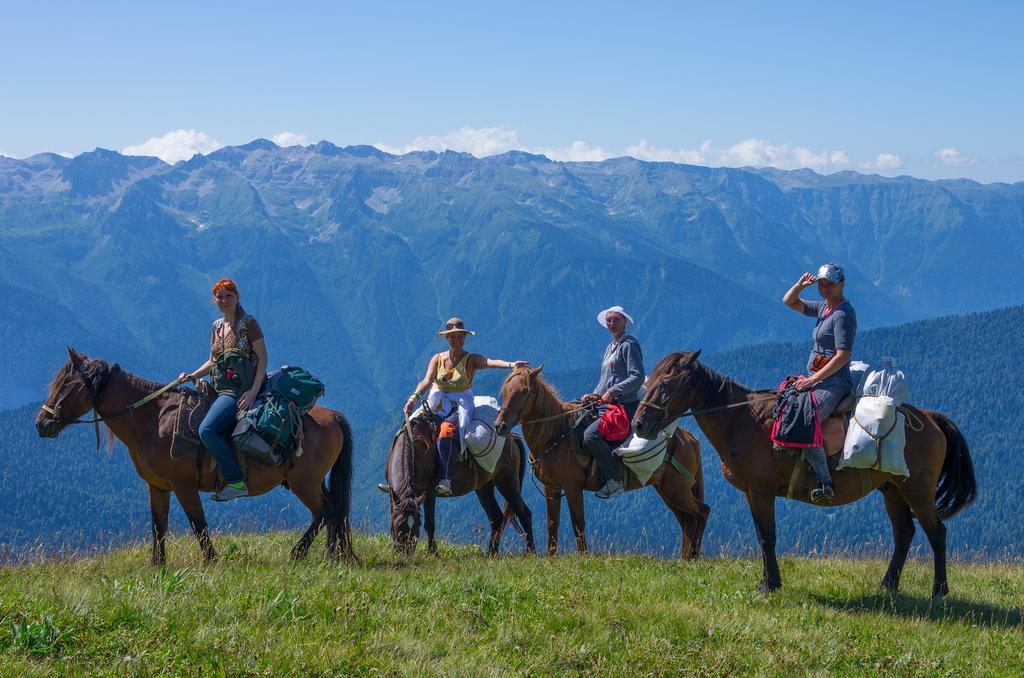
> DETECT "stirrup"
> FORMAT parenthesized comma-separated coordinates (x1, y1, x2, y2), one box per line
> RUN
(810, 483, 834, 503)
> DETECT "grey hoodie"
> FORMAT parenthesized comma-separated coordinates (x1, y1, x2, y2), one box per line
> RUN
(593, 334, 645, 404)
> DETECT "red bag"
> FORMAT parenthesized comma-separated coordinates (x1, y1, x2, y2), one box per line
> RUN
(597, 403, 631, 443)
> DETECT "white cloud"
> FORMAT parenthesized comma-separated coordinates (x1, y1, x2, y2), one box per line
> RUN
(626, 138, 855, 172)
(934, 147, 975, 166)
(376, 127, 911, 174)
(271, 131, 309, 147)
(532, 140, 613, 162)
(861, 153, 903, 171)
(376, 126, 521, 157)
(122, 129, 224, 164)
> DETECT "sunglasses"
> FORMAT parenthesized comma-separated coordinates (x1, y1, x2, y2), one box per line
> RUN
(445, 321, 465, 330)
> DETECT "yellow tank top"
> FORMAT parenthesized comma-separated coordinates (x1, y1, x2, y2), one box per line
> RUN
(434, 351, 473, 392)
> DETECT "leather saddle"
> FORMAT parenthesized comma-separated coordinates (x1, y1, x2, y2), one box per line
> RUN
(161, 382, 216, 459)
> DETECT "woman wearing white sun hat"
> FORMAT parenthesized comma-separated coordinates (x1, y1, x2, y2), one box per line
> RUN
(580, 305, 645, 499)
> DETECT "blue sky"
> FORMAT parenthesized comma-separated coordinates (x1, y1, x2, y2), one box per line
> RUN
(2, 1, 1021, 182)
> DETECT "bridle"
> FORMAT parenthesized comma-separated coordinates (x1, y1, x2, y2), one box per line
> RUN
(39, 360, 184, 449)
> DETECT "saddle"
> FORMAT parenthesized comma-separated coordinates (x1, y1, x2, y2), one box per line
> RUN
(162, 383, 215, 459)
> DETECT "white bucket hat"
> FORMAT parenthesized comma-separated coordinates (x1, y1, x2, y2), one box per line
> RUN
(596, 305, 634, 326)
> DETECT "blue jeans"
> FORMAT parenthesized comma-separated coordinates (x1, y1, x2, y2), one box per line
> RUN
(198, 394, 244, 483)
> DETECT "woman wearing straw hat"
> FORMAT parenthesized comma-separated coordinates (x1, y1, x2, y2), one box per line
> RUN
(580, 305, 645, 499)
(404, 317, 529, 496)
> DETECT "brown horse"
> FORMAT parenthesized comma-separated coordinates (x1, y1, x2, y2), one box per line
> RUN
(493, 366, 709, 558)
(385, 407, 535, 556)
(35, 348, 355, 564)
(634, 351, 977, 596)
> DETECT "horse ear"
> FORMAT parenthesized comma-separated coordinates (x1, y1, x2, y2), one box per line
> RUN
(677, 350, 701, 369)
(529, 364, 544, 379)
(691, 349, 702, 363)
(66, 346, 84, 367)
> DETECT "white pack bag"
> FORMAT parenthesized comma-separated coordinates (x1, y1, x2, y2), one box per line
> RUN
(837, 394, 909, 476)
(615, 418, 680, 486)
(463, 395, 508, 474)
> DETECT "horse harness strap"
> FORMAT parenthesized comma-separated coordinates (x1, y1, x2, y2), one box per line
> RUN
(531, 408, 593, 476)
(665, 450, 696, 487)
(40, 364, 186, 450)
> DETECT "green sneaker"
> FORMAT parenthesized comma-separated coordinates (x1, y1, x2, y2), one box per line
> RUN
(213, 482, 249, 502)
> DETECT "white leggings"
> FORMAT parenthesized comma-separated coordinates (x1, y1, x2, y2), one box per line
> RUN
(426, 386, 474, 438)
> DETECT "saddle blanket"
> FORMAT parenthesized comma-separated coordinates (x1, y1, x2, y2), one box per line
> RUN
(615, 418, 680, 486)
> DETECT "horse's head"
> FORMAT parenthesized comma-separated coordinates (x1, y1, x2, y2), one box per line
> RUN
(36, 347, 108, 438)
(494, 364, 544, 436)
(633, 350, 702, 439)
(388, 417, 433, 556)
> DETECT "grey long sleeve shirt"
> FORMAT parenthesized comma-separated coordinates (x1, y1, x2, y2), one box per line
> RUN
(593, 334, 645, 404)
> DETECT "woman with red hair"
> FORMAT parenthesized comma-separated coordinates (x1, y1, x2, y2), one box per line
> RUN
(178, 279, 268, 501)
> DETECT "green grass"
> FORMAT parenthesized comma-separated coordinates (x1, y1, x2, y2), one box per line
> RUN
(0, 533, 1021, 676)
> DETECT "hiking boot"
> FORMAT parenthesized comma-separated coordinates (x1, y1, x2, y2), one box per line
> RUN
(377, 483, 389, 494)
(810, 482, 835, 503)
(213, 483, 248, 502)
(596, 478, 624, 499)
(435, 479, 452, 497)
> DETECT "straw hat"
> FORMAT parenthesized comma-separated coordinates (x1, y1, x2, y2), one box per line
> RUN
(436, 317, 477, 337)
(596, 305, 634, 326)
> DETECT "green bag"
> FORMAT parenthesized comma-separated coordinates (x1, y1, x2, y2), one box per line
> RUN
(269, 366, 325, 410)
(231, 365, 324, 465)
(210, 348, 258, 398)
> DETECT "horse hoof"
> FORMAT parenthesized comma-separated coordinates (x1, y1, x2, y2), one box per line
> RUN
(758, 580, 781, 595)
(880, 579, 900, 594)
(932, 583, 949, 598)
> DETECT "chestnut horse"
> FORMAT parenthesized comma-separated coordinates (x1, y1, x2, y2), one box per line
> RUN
(634, 351, 977, 596)
(36, 348, 354, 564)
(494, 366, 709, 558)
(385, 407, 535, 556)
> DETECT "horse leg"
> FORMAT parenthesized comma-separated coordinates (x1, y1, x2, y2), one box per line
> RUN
(564, 488, 587, 554)
(906, 495, 949, 597)
(880, 486, 916, 593)
(423, 492, 438, 555)
(655, 479, 710, 560)
(170, 482, 216, 563)
(475, 484, 505, 556)
(147, 484, 170, 566)
(545, 491, 561, 556)
(654, 484, 691, 559)
(745, 489, 781, 593)
(288, 480, 328, 561)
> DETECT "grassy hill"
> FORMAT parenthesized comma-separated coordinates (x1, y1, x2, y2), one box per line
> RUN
(1, 533, 1021, 675)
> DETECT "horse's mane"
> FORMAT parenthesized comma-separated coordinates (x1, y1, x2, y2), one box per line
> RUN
(389, 419, 429, 520)
(512, 369, 577, 450)
(656, 352, 769, 409)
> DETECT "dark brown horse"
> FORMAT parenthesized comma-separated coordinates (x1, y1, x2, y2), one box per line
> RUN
(36, 348, 355, 564)
(634, 351, 977, 596)
(494, 366, 709, 558)
(385, 407, 535, 556)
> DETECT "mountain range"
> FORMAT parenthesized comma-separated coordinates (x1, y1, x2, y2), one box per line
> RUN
(3, 140, 1023, 416)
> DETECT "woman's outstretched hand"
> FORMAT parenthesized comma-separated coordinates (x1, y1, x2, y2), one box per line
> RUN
(510, 360, 530, 369)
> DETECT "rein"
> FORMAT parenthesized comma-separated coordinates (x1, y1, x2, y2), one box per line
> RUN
(638, 392, 778, 419)
(40, 365, 186, 450)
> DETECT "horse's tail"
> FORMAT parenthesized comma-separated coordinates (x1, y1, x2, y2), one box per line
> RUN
(932, 411, 977, 519)
(326, 410, 355, 557)
(500, 437, 528, 537)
